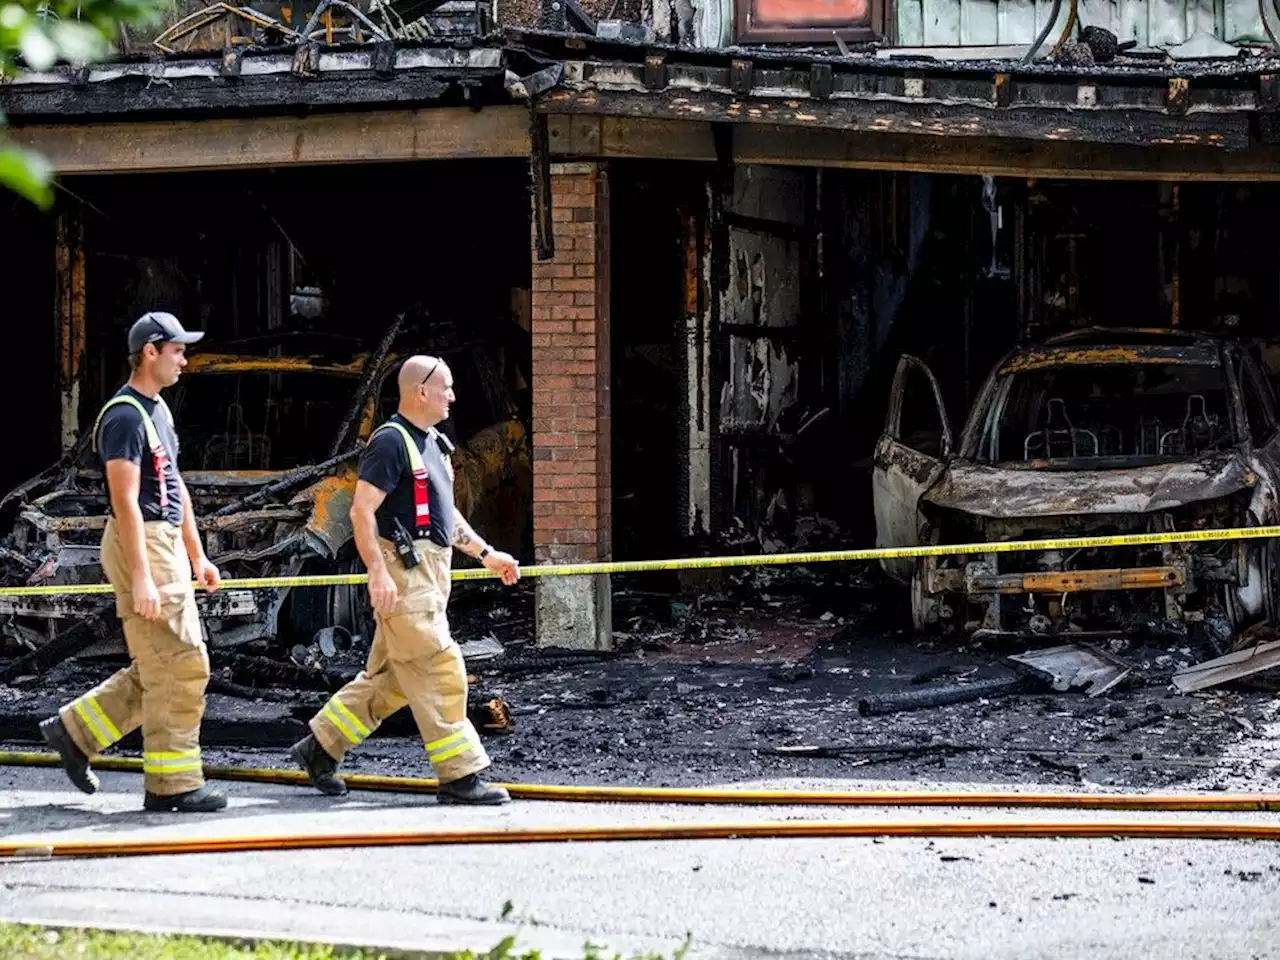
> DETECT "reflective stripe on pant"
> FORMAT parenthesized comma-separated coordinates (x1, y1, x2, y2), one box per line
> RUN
(310, 537, 488, 783)
(60, 519, 210, 796)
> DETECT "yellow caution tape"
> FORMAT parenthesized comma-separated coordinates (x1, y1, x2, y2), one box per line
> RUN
(0, 523, 1275, 598)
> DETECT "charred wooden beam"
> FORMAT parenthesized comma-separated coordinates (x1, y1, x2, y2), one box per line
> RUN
(538, 87, 1252, 150)
(9, 106, 531, 173)
(555, 115, 1280, 182)
(54, 209, 86, 456)
(328, 310, 408, 459)
(643, 52, 667, 91)
(0, 613, 109, 682)
(531, 110, 555, 260)
(2, 72, 467, 118)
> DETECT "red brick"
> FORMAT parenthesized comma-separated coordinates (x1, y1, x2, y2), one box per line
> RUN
(574, 321, 597, 333)
(539, 292, 575, 307)
(533, 431, 576, 447)
(531, 320, 574, 334)
(574, 264, 595, 277)
(550, 333, 594, 347)
(573, 292, 596, 307)
(555, 278, 595, 293)
(555, 488, 597, 503)
(533, 263, 575, 278)
(552, 474, 594, 488)
(551, 417, 595, 432)
(530, 333, 551, 347)
(551, 306, 594, 321)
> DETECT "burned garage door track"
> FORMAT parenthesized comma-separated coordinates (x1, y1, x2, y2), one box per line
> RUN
(2, 567, 1277, 793)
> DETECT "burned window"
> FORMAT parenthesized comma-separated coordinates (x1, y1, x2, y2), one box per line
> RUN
(896, 364, 948, 459)
(167, 372, 360, 471)
(980, 363, 1234, 467)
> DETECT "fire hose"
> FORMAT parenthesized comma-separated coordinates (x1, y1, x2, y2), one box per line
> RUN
(1, 751, 1278, 811)
(2, 750, 1280, 860)
(6, 818, 1280, 861)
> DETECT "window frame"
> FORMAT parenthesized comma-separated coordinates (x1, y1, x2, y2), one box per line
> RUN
(734, 0, 887, 44)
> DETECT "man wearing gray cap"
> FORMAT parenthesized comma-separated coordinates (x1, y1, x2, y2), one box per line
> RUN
(39, 311, 228, 813)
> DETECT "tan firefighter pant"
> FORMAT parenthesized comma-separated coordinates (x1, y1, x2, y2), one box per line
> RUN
(310, 537, 489, 783)
(59, 519, 210, 796)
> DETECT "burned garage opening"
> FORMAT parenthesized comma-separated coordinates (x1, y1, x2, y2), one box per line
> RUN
(869, 179, 1280, 653)
(0, 161, 533, 659)
(606, 154, 1280, 660)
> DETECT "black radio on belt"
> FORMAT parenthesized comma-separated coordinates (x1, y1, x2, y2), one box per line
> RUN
(390, 518, 422, 569)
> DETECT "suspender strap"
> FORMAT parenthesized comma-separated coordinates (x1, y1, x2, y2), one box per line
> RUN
(375, 421, 430, 537)
(92, 396, 170, 509)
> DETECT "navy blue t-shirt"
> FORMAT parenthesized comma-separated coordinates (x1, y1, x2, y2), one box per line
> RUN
(358, 414, 455, 549)
(96, 385, 183, 526)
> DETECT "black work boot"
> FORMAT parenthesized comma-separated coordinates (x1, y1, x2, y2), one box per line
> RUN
(143, 783, 228, 813)
(438, 773, 510, 805)
(39, 715, 98, 795)
(291, 734, 348, 796)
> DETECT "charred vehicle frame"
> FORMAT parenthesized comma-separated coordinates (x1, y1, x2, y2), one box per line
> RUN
(873, 328, 1280, 650)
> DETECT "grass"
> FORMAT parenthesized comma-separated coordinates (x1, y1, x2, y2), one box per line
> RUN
(0, 924, 693, 960)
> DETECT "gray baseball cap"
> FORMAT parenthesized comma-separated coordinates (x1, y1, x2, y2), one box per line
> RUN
(127, 311, 205, 354)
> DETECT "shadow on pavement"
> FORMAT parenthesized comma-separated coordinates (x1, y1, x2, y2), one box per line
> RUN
(0, 772, 449, 839)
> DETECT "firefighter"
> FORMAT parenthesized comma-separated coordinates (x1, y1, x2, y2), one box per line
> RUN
(291, 354, 520, 804)
(39, 312, 227, 813)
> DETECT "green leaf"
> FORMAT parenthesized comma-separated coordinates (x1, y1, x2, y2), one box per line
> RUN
(0, 145, 53, 207)
(18, 22, 55, 70)
(51, 20, 105, 63)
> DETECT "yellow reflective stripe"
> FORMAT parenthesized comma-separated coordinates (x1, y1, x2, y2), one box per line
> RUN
(426, 729, 477, 763)
(425, 729, 468, 753)
(92, 395, 162, 452)
(142, 749, 202, 774)
(84, 696, 122, 744)
(322, 700, 367, 745)
(72, 701, 113, 749)
(327, 699, 370, 739)
(376, 422, 426, 473)
(431, 739, 478, 764)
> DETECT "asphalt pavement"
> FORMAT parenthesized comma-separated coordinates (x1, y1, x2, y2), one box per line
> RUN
(2, 765, 1280, 959)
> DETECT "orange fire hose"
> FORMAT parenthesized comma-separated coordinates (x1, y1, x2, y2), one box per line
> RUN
(4, 819, 1280, 861)
(3, 750, 1280, 812)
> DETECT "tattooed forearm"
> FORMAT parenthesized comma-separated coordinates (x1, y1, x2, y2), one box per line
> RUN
(452, 508, 486, 557)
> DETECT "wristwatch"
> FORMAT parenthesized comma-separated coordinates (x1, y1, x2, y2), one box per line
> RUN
(479, 547, 491, 560)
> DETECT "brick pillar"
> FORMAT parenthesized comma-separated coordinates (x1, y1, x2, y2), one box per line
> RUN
(531, 162, 612, 650)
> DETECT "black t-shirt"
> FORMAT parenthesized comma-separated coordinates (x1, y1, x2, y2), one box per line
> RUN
(96, 385, 183, 526)
(358, 414, 455, 549)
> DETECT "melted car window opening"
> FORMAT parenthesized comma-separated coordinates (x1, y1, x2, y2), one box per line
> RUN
(980, 363, 1233, 468)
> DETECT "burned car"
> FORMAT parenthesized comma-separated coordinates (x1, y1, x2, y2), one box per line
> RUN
(0, 336, 530, 656)
(873, 328, 1280, 648)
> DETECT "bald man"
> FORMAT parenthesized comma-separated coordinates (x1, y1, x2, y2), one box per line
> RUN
(291, 355, 521, 803)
